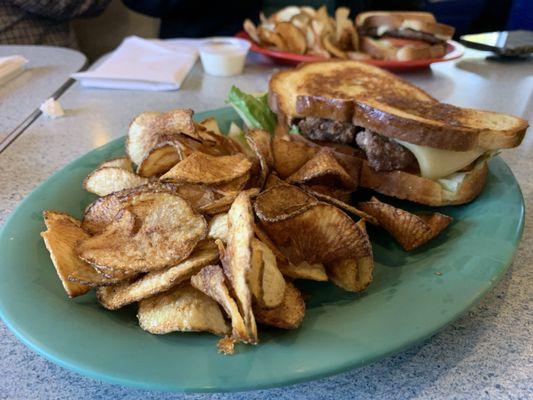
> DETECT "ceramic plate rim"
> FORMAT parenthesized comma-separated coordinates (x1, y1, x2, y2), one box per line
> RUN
(236, 31, 464, 68)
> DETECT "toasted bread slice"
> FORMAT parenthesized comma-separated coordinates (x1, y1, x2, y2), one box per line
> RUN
(269, 61, 528, 151)
(269, 60, 434, 123)
(359, 37, 446, 61)
(360, 159, 488, 206)
(357, 12, 454, 42)
(356, 11, 436, 26)
(353, 96, 528, 151)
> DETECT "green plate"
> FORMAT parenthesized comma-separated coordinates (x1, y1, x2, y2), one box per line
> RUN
(0, 107, 525, 392)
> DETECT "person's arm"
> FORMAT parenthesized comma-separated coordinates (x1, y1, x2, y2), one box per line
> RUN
(6, 0, 111, 20)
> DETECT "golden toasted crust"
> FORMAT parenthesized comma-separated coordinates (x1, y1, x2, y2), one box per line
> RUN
(353, 98, 528, 151)
(359, 37, 446, 62)
(357, 13, 454, 39)
(269, 60, 434, 124)
(360, 160, 488, 206)
(269, 60, 529, 151)
(356, 11, 436, 26)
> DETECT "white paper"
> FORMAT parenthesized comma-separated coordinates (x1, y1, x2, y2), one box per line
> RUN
(0, 55, 28, 86)
(40, 98, 64, 119)
(71, 36, 199, 91)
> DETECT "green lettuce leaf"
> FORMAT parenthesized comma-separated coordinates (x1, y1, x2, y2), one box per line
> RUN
(226, 86, 277, 134)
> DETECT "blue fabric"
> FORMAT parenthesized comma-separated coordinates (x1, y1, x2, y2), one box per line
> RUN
(507, 0, 533, 29)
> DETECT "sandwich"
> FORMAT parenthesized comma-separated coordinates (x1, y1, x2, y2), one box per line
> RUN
(268, 60, 528, 206)
(355, 11, 455, 61)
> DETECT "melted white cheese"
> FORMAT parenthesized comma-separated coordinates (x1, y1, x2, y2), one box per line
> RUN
(376, 25, 390, 36)
(438, 172, 467, 192)
(396, 139, 484, 180)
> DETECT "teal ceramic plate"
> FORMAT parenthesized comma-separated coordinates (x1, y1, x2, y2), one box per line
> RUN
(0, 107, 525, 392)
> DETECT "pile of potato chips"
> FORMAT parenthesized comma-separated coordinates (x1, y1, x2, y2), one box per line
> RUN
(41, 108, 451, 354)
(244, 6, 370, 60)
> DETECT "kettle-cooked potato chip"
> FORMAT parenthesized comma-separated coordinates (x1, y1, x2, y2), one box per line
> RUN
(208, 213, 229, 243)
(243, 19, 260, 43)
(211, 172, 251, 196)
(327, 255, 374, 292)
(174, 183, 218, 211)
(126, 108, 195, 165)
(42, 212, 132, 294)
(41, 211, 133, 291)
(220, 192, 258, 344)
(290, 12, 311, 32)
(322, 31, 347, 58)
(259, 203, 372, 265)
(326, 220, 374, 292)
(253, 223, 288, 262)
(334, 7, 357, 50)
(278, 261, 328, 281)
(137, 142, 181, 178)
(301, 185, 378, 225)
(97, 240, 219, 309)
(197, 117, 222, 136)
(275, 22, 307, 54)
(198, 193, 237, 215)
(253, 184, 318, 223)
(197, 129, 243, 156)
(302, 184, 352, 203)
(250, 239, 286, 308)
(67, 262, 135, 287)
(198, 187, 260, 216)
(287, 148, 356, 190)
(161, 152, 252, 186)
(97, 157, 133, 172)
(418, 213, 454, 238)
(272, 136, 318, 178)
(81, 182, 177, 235)
(358, 197, 452, 251)
(40, 210, 137, 288)
(191, 264, 249, 344)
(272, 6, 301, 23)
(264, 173, 285, 189)
(78, 191, 207, 273)
(83, 167, 148, 197)
(255, 282, 305, 329)
(258, 27, 287, 51)
(246, 129, 273, 190)
(137, 283, 228, 336)
(41, 211, 93, 297)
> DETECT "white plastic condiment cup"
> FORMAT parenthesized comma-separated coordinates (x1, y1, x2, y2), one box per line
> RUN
(199, 37, 251, 77)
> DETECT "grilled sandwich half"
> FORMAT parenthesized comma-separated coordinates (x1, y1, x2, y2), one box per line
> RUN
(269, 60, 528, 206)
(356, 11, 455, 61)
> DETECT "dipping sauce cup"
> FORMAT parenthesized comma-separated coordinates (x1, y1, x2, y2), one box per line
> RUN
(199, 37, 251, 77)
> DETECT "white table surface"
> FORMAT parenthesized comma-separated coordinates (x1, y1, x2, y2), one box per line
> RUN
(0, 49, 531, 400)
(0, 45, 87, 141)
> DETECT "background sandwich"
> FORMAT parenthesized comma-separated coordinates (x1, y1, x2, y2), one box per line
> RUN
(356, 11, 455, 61)
(268, 60, 528, 206)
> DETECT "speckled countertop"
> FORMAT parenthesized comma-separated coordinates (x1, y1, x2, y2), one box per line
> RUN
(0, 45, 87, 141)
(0, 49, 531, 399)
